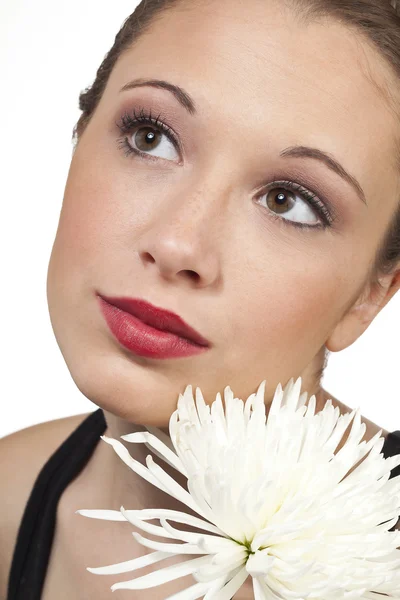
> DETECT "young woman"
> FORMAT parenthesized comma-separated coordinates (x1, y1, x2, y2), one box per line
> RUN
(2, 0, 400, 598)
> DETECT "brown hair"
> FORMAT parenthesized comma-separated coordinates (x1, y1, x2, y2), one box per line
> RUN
(72, 0, 400, 286)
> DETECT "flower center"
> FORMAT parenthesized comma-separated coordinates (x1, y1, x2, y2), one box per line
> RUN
(245, 547, 276, 577)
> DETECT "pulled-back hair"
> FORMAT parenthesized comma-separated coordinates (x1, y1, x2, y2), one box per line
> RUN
(72, 0, 400, 285)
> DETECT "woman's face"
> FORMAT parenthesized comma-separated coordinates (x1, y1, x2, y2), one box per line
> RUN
(47, 0, 400, 427)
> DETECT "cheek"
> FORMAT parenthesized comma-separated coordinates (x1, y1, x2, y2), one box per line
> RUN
(50, 148, 133, 284)
(58, 167, 113, 261)
(228, 237, 357, 364)
(46, 155, 116, 333)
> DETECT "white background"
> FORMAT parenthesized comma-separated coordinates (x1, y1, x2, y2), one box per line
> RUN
(1, 1, 399, 438)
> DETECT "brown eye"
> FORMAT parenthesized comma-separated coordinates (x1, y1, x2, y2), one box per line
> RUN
(266, 188, 295, 214)
(258, 184, 322, 227)
(134, 127, 161, 152)
(116, 108, 181, 162)
(125, 125, 179, 161)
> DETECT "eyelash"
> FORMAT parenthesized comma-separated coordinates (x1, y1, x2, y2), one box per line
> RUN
(115, 107, 337, 231)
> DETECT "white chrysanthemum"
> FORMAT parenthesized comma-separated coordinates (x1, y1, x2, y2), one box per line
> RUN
(76, 377, 400, 599)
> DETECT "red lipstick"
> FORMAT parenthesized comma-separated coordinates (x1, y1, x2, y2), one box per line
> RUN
(96, 293, 210, 359)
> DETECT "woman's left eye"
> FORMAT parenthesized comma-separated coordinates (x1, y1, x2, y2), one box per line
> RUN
(116, 108, 180, 162)
(256, 182, 334, 230)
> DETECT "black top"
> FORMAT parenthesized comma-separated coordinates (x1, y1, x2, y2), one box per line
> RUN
(6, 409, 400, 600)
(6, 409, 107, 600)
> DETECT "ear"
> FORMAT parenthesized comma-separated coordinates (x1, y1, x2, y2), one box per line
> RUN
(325, 269, 400, 353)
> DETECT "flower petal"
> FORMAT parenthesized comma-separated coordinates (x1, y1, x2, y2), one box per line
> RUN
(145, 454, 210, 519)
(146, 423, 177, 452)
(75, 509, 127, 521)
(119, 505, 176, 539)
(100, 435, 170, 494)
(110, 555, 211, 591)
(86, 550, 171, 574)
(120, 430, 188, 477)
(195, 555, 247, 582)
(159, 517, 232, 550)
(252, 575, 269, 600)
(212, 565, 248, 600)
(210, 545, 248, 567)
(163, 580, 214, 600)
(249, 547, 314, 581)
(122, 508, 225, 536)
(201, 571, 237, 598)
(131, 530, 207, 555)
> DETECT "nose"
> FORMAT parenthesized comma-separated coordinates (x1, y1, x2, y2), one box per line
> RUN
(136, 184, 227, 288)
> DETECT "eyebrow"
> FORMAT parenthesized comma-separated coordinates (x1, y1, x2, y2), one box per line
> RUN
(120, 78, 197, 115)
(280, 146, 367, 206)
(120, 78, 367, 206)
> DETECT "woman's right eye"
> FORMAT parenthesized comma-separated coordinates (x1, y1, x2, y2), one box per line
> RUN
(122, 125, 179, 161)
(116, 111, 180, 162)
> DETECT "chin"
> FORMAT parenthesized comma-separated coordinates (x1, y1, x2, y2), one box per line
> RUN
(65, 343, 189, 428)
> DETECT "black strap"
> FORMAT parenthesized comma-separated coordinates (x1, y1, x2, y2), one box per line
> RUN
(383, 430, 400, 479)
(382, 431, 400, 532)
(7, 409, 106, 600)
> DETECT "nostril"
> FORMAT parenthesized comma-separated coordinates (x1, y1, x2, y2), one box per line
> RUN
(185, 270, 199, 281)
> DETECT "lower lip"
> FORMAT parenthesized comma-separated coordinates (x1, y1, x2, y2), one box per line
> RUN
(97, 297, 209, 359)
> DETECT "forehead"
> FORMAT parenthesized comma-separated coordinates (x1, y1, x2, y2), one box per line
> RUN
(107, 0, 400, 189)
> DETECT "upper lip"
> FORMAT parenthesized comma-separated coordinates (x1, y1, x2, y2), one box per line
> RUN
(97, 293, 210, 347)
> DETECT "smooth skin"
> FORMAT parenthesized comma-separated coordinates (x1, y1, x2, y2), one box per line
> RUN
(3, 0, 400, 598)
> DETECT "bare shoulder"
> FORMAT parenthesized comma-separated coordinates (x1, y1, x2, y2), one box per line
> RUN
(0, 411, 93, 599)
